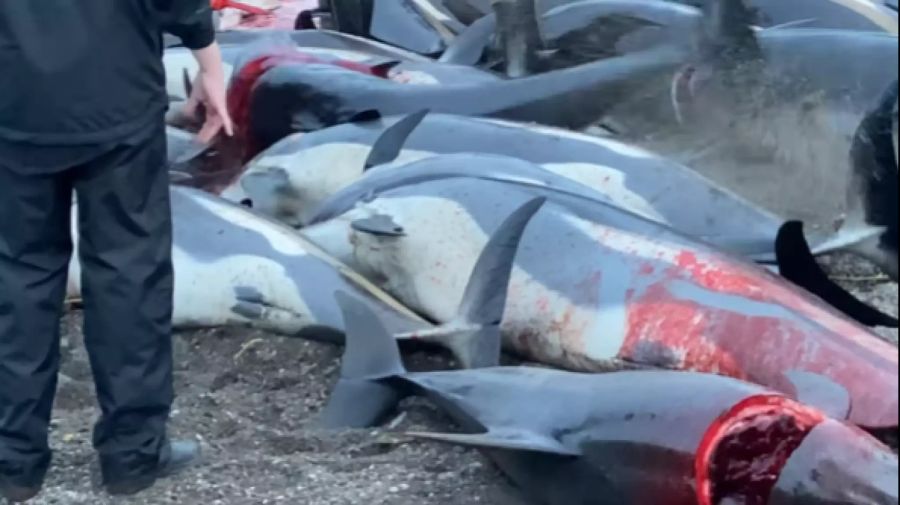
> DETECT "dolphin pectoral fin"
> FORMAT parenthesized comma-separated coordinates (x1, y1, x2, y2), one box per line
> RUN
(318, 291, 408, 429)
(370, 61, 403, 79)
(230, 286, 308, 335)
(780, 371, 852, 421)
(776, 221, 899, 328)
(364, 109, 430, 170)
(348, 109, 384, 124)
(351, 214, 406, 237)
(408, 429, 581, 456)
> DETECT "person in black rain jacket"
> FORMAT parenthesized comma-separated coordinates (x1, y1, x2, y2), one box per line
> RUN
(0, 1, 233, 501)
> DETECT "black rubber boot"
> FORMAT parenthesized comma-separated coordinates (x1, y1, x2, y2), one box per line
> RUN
(104, 440, 201, 497)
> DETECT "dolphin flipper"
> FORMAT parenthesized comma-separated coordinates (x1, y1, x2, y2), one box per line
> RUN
(408, 429, 580, 456)
(776, 221, 899, 328)
(364, 109, 430, 170)
(351, 214, 407, 237)
(318, 291, 409, 429)
(782, 371, 852, 421)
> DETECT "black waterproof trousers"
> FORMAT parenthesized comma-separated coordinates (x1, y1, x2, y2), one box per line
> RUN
(0, 122, 174, 489)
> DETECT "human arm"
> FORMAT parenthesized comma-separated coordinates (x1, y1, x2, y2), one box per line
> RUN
(155, 0, 234, 142)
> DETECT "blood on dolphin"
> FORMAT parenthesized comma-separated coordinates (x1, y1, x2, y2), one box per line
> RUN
(303, 177, 899, 428)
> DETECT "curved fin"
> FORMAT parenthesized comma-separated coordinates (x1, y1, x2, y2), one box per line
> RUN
(776, 221, 898, 328)
(349, 109, 384, 124)
(408, 428, 581, 456)
(318, 291, 408, 429)
(421, 197, 546, 369)
(364, 109, 430, 170)
(351, 214, 406, 237)
(371, 60, 403, 79)
(781, 370, 852, 421)
(439, 13, 497, 65)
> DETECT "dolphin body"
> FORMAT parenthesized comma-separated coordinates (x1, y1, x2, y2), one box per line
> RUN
(237, 43, 689, 151)
(229, 112, 793, 260)
(439, 0, 897, 31)
(66, 185, 542, 368)
(302, 177, 900, 429)
(441, 0, 703, 68)
(163, 29, 500, 104)
(321, 291, 900, 505)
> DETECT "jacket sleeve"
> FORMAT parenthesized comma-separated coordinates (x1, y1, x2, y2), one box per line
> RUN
(154, 0, 216, 50)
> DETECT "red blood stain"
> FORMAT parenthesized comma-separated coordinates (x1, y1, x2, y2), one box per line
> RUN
(620, 247, 898, 428)
(695, 395, 824, 505)
(227, 51, 392, 160)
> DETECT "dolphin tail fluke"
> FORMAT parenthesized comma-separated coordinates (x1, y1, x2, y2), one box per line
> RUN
(363, 109, 431, 170)
(409, 197, 546, 369)
(776, 222, 899, 328)
(318, 291, 408, 429)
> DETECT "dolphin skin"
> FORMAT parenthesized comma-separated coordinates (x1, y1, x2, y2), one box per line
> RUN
(302, 177, 899, 429)
(321, 290, 900, 505)
(442, 0, 703, 69)
(228, 112, 794, 259)
(236, 43, 688, 150)
(66, 185, 429, 342)
(67, 185, 542, 369)
(164, 30, 500, 103)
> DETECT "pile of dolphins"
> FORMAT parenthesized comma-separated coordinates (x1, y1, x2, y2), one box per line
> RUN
(87, 0, 900, 503)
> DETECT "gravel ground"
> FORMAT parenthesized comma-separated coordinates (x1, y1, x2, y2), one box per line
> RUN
(30, 252, 898, 505)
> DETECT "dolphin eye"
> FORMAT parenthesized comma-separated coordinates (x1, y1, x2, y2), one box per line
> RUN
(240, 199, 253, 208)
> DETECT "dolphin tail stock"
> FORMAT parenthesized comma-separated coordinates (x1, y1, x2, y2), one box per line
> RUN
(492, 0, 543, 77)
(839, 79, 899, 280)
(396, 197, 547, 369)
(318, 290, 409, 429)
(776, 221, 899, 329)
(363, 109, 431, 170)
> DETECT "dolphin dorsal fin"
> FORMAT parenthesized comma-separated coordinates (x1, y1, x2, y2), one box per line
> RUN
(776, 221, 899, 328)
(435, 197, 546, 369)
(363, 109, 430, 170)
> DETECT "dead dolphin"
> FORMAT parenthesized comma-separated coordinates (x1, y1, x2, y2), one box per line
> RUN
(441, 0, 703, 69)
(229, 111, 883, 263)
(302, 177, 900, 429)
(236, 43, 688, 151)
(164, 31, 500, 104)
(67, 185, 542, 368)
(64, 185, 428, 341)
(321, 291, 900, 505)
(661, 2, 899, 277)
